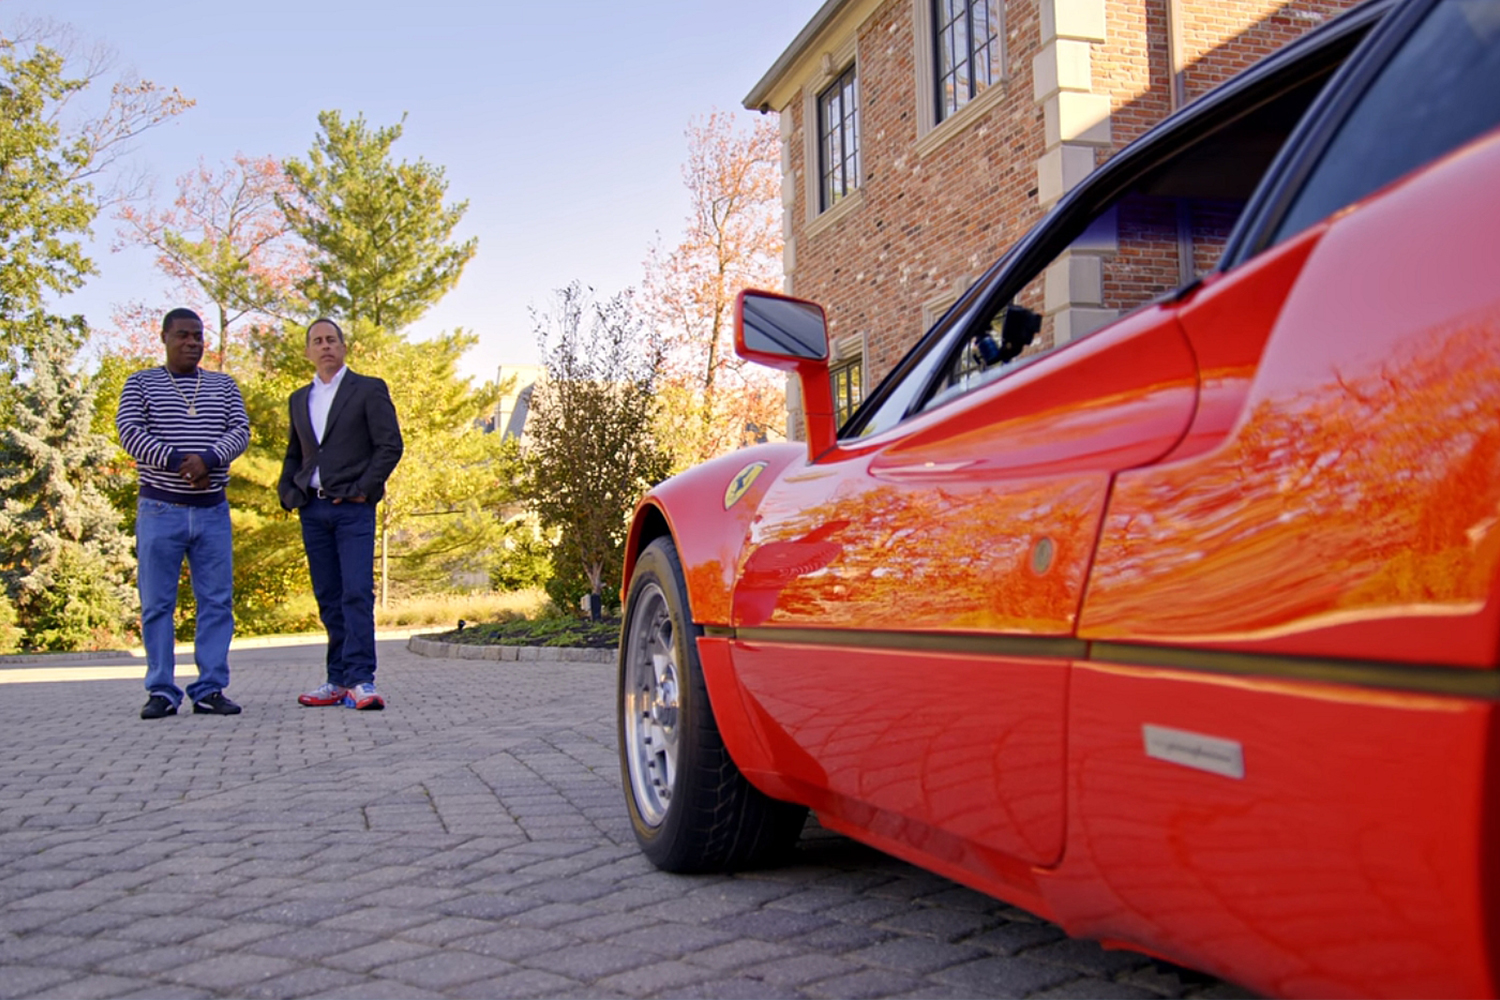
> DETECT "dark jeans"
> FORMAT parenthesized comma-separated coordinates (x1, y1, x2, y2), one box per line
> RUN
(299, 498, 378, 687)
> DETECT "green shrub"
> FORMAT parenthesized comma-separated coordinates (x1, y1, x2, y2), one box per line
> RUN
(19, 548, 135, 651)
(0, 592, 22, 654)
(490, 518, 554, 592)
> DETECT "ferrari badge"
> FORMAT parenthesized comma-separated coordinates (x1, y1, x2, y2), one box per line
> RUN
(724, 461, 768, 509)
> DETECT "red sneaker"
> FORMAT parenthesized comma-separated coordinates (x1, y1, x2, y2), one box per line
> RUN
(346, 682, 385, 711)
(297, 683, 347, 707)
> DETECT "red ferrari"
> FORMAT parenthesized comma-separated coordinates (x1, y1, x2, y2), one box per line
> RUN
(617, 0, 1500, 995)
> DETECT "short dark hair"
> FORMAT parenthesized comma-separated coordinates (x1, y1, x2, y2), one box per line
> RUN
(305, 317, 345, 345)
(161, 308, 202, 334)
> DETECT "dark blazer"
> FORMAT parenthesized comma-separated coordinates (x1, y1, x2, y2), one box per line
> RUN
(278, 369, 403, 511)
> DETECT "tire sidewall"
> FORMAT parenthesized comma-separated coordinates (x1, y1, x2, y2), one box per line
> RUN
(617, 537, 701, 867)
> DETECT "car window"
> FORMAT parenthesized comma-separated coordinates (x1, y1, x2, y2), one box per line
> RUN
(917, 65, 1331, 415)
(923, 188, 1247, 410)
(852, 154, 1268, 433)
(837, 290, 975, 438)
(1273, 0, 1500, 242)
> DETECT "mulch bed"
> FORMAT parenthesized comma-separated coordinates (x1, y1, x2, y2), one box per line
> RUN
(426, 616, 622, 650)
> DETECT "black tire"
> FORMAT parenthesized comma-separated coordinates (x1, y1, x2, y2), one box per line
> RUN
(618, 536, 808, 873)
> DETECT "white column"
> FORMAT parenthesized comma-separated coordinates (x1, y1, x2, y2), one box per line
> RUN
(1031, 0, 1114, 344)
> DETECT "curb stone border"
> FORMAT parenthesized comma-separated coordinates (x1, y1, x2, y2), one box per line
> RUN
(0, 628, 437, 668)
(0, 649, 137, 667)
(407, 634, 616, 664)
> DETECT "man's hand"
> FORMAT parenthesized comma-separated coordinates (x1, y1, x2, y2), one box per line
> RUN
(330, 495, 367, 504)
(180, 454, 210, 490)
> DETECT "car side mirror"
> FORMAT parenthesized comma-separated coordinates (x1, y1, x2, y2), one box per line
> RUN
(737, 289, 828, 361)
(734, 289, 836, 461)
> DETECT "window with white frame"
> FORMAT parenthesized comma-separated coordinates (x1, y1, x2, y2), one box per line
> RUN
(818, 64, 860, 212)
(933, 0, 1003, 123)
(830, 354, 863, 427)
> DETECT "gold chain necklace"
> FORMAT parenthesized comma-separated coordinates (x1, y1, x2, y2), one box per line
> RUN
(164, 366, 202, 416)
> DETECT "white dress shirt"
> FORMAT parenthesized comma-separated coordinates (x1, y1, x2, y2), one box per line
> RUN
(307, 365, 348, 491)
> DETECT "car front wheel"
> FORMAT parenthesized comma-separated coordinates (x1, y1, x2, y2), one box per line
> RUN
(618, 536, 807, 872)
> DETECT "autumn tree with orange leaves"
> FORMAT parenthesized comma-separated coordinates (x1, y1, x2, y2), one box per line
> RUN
(113, 154, 306, 369)
(642, 110, 785, 471)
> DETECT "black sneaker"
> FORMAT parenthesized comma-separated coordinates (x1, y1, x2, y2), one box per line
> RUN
(192, 691, 242, 716)
(140, 695, 177, 720)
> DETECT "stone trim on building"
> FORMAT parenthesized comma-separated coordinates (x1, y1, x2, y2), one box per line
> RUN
(1033, 0, 1116, 346)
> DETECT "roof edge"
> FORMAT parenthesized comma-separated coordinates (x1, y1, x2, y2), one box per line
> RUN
(743, 0, 852, 111)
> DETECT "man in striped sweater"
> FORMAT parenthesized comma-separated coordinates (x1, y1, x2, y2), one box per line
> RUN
(116, 308, 251, 720)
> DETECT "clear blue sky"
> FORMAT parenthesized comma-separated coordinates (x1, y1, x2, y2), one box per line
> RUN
(6, 0, 819, 382)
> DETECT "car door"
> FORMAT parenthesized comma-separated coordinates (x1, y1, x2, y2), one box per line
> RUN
(725, 303, 1196, 870)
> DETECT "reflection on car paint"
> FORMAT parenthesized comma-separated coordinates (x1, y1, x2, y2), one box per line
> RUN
(1083, 138, 1500, 668)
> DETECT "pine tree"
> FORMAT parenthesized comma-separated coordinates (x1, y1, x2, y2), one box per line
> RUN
(0, 321, 135, 649)
(279, 111, 477, 334)
(0, 29, 187, 648)
(360, 325, 516, 605)
(223, 109, 503, 620)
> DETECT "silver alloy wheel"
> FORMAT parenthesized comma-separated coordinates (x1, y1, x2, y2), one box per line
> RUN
(622, 580, 680, 828)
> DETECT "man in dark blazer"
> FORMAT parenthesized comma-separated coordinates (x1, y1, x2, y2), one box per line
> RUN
(279, 318, 403, 710)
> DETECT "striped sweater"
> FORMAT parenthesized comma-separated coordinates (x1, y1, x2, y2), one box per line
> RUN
(116, 366, 250, 506)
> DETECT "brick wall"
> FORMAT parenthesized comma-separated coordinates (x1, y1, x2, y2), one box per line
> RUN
(785, 1, 1049, 381)
(1180, 0, 1363, 101)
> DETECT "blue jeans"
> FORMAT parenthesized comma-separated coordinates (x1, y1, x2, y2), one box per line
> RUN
(300, 498, 378, 687)
(136, 499, 234, 704)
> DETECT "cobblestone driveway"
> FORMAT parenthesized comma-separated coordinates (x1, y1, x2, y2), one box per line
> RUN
(0, 637, 1246, 999)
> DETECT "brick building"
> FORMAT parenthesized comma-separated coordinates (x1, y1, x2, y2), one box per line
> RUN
(744, 0, 1363, 426)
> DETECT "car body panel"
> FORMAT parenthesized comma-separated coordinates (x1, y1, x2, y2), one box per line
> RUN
(696, 632, 1061, 917)
(622, 442, 806, 627)
(1045, 664, 1499, 999)
(731, 303, 1198, 635)
(1079, 130, 1500, 666)
(728, 641, 1070, 867)
(1157, 224, 1324, 464)
(713, 304, 1196, 868)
